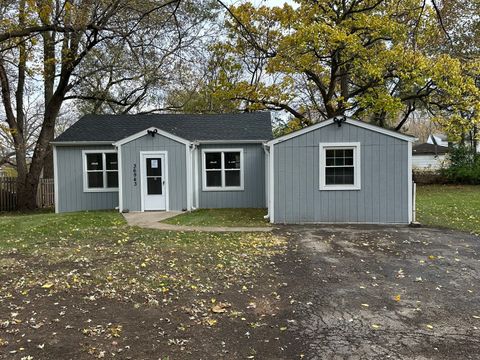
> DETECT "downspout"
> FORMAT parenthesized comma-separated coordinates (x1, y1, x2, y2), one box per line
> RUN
(192, 141, 199, 210)
(263, 143, 270, 220)
(116, 143, 123, 212)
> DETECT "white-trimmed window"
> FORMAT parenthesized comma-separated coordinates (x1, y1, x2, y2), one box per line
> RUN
(82, 150, 119, 192)
(202, 149, 244, 191)
(319, 142, 361, 190)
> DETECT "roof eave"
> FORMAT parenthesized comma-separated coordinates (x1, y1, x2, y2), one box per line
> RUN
(266, 117, 417, 146)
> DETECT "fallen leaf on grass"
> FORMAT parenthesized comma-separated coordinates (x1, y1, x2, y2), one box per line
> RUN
(109, 324, 123, 338)
(211, 303, 229, 314)
(41, 281, 54, 289)
(205, 318, 217, 326)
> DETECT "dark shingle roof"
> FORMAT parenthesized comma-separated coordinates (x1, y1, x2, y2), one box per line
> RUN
(413, 143, 449, 155)
(54, 112, 273, 143)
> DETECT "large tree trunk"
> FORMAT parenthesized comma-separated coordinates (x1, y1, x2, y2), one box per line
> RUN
(16, 174, 39, 210)
(40, 29, 56, 179)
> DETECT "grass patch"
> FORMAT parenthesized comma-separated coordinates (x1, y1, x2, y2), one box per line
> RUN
(162, 208, 270, 227)
(0, 211, 289, 358)
(0, 210, 284, 296)
(416, 185, 480, 235)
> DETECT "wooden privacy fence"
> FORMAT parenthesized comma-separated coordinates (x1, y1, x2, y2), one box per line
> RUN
(0, 177, 54, 211)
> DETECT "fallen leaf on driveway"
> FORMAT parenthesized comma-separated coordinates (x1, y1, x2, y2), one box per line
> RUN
(426, 324, 434, 330)
(393, 294, 401, 302)
(371, 324, 381, 329)
(361, 303, 369, 307)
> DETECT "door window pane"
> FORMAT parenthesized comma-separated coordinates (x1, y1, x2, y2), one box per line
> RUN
(147, 158, 162, 177)
(224, 152, 241, 169)
(107, 172, 118, 188)
(86, 153, 103, 170)
(147, 177, 162, 194)
(87, 172, 103, 188)
(225, 170, 240, 186)
(206, 171, 222, 187)
(205, 153, 221, 169)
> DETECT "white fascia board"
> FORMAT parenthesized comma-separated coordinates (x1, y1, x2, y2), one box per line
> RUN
(196, 140, 268, 144)
(267, 117, 417, 146)
(51, 141, 113, 146)
(113, 127, 191, 147)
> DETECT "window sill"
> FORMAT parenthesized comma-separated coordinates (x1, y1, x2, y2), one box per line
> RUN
(84, 188, 119, 193)
(319, 186, 361, 191)
(202, 187, 244, 192)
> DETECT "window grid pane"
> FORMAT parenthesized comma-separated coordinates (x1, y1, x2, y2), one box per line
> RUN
(106, 171, 119, 188)
(225, 170, 241, 187)
(105, 153, 118, 170)
(206, 170, 222, 187)
(87, 171, 104, 188)
(87, 153, 103, 171)
(206, 153, 221, 169)
(224, 152, 241, 169)
(85, 152, 118, 190)
(324, 147, 355, 186)
(204, 151, 242, 189)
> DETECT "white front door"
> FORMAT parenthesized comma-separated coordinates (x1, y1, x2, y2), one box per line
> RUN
(141, 153, 167, 211)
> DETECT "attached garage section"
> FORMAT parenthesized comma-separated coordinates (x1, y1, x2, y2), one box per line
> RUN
(267, 118, 415, 224)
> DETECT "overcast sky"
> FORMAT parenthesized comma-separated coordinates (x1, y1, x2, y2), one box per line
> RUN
(226, 0, 296, 7)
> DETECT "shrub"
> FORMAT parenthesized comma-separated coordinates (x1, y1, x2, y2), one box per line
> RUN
(441, 146, 480, 184)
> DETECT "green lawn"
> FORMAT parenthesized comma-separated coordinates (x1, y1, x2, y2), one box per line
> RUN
(416, 185, 480, 235)
(162, 208, 270, 227)
(0, 210, 284, 300)
(0, 211, 289, 358)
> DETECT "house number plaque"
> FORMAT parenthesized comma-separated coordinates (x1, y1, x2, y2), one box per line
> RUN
(133, 164, 137, 186)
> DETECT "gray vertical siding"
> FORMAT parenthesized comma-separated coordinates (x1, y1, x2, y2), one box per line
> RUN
(197, 144, 265, 208)
(121, 133, 187, 211)
(273, 122, 409, 223)
(56, 145, 118, 212)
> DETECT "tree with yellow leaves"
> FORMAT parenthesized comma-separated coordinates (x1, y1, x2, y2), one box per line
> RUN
(213, 0, 480, 136)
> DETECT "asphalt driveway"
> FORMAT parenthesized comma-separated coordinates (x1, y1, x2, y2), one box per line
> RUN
(277, 225, 480, 359)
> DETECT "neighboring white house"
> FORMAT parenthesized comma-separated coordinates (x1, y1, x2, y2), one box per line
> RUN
(412, 143, 449, 170)
(427, 133, 449, 147)
(428, 132, 480, 153)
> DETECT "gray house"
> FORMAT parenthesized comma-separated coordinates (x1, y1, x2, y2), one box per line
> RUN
(52, 113, 271, 214)
(52, 113, 415, 224)
(264, 117, 416, 224)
